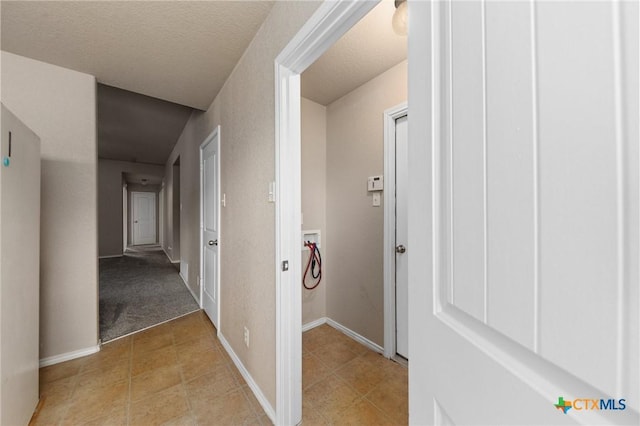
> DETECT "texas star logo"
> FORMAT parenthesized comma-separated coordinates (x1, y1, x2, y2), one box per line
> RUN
(555, 397, 572, 414)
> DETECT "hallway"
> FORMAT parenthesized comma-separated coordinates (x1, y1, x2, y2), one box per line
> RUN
(99, 245, 199, 342)
(30, 311, 407, 425)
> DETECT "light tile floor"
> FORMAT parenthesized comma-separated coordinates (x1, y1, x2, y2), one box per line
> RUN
(302, 325, 408, 425)
(30, 312, 407, 425)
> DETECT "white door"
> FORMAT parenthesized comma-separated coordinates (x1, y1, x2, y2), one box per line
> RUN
(409, 1, 638, 425)
(0, 106, 41, 425)
(132, 192, 156, 245)
(395, 114, 409, 359)
(201, 127, 220, 329)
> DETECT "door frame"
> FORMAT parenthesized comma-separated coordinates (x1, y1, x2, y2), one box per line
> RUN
(131, 191, 157, 246)
(383, 102, 408, 359)
(199, 126, 221, 327)
(274, 1, 378, 424)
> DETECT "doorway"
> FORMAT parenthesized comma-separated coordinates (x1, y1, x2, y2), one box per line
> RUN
(383, 104, 408, 360)
(131, 191, 157, 245)
(200, 126, 221, 330)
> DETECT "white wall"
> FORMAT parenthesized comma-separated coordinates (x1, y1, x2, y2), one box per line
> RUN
(163, 1, 322, 407)
(1, 51, 99, 360)
(301, 97, 327, 325)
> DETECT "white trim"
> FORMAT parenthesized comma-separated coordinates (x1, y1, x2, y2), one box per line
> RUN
(274, 1, 378, 424)
(39, 345, 100, 368)
(218, 332, 276, 424)
(98, 254, 123, 259)
(162, 247, 180, 264)
(179, 271, 199, 304)
(325, 318, 384, 355)
(383, 102, 408, 359)
(199, 126, 221, 327)
(301, 317, 327, 332)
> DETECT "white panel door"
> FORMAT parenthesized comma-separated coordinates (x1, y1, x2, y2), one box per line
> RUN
(395, 114, 409, 359)
(132, 192, 156, 245)
(0, 105, 41, 425)
(201, 128, 220, 329)
(409, 1, 638, 425)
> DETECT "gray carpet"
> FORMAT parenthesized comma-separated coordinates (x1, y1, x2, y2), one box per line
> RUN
(99, 245, 200, 342)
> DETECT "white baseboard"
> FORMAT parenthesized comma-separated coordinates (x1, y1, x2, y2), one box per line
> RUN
(179, 272, 200, 305)
(98, 254, 123, 259)
(162, 247, 180, 264)
(218, 333, 276, 424)
(302, 317, 327, 332)
(326, 318, 384, 355)
(39, 345, 101, 368)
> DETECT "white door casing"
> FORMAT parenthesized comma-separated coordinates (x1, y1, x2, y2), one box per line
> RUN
(131, 192, 156, 245)
(200, 126, 221, 330)
(409, 1, 638, 425)
(274, 1, 379, 424)
(383, 103, 409, 360)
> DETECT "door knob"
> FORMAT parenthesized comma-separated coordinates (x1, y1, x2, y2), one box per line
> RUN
(396, 244, 406, 254)
(208, 240, 218, 246)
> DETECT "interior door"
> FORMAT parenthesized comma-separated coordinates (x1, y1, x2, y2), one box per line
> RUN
(201, 128, 220, 329)
(0, 105, 41, 425)
(395, 114, 409, 359)
(409, 1, 639, 424)
(132, 192, 156, 245)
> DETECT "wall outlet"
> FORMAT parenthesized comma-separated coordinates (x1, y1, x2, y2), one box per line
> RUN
(243, 326, 250, 348)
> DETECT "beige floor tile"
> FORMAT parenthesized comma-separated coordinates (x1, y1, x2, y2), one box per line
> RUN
(29, 396, 69, 426)
(80, 405, 128, 426)
(131, 345, 178, 377)
(190, 388, 255, 425)
(179, 346, 228, 382)
(301, 404, 330, 426)
(160, 413, 197, 426)
(39, 376, 76, 405)
(241, 385, 267, 417)
(335, 354, 388, 395)
(64, 379, 129, 424)
(185, 366, 239, 409)
(129, 384, 190, 426)
(302, 325, 336, 353)
(304, 375, 360, 423)
(131, 364, 182, 402)
(74, 359, 130, 396)
(133, 330, 174, 356)
(312, 340, 360, 372)
(365, 378, 408, 425)
(302, 352, 331, 390)
(337, 398, 396, 425)
(40, 357, 87, 384)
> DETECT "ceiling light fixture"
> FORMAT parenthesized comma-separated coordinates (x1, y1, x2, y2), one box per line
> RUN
(392, 0, 408, 36)
(141, 178, 148, 186)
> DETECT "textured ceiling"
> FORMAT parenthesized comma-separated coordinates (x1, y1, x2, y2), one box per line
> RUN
(98, 84, 193, 165)
(302, 0, 407, 106)
(1, 1, 275, 110)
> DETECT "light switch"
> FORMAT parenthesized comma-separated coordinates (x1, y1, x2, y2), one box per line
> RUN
(372, 192, 381, 207)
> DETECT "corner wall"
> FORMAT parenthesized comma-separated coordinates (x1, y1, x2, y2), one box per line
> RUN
(1, 51, 99, 360)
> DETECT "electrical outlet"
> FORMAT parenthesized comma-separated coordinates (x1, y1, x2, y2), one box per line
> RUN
(244, 326, 250, 348)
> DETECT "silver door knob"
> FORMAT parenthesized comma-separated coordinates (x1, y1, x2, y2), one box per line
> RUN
(208, 240, 218, 246)
(396, 245, 406, 254)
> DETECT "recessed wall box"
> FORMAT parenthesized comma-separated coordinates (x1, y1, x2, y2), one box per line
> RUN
(368, 175, 384, 191)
